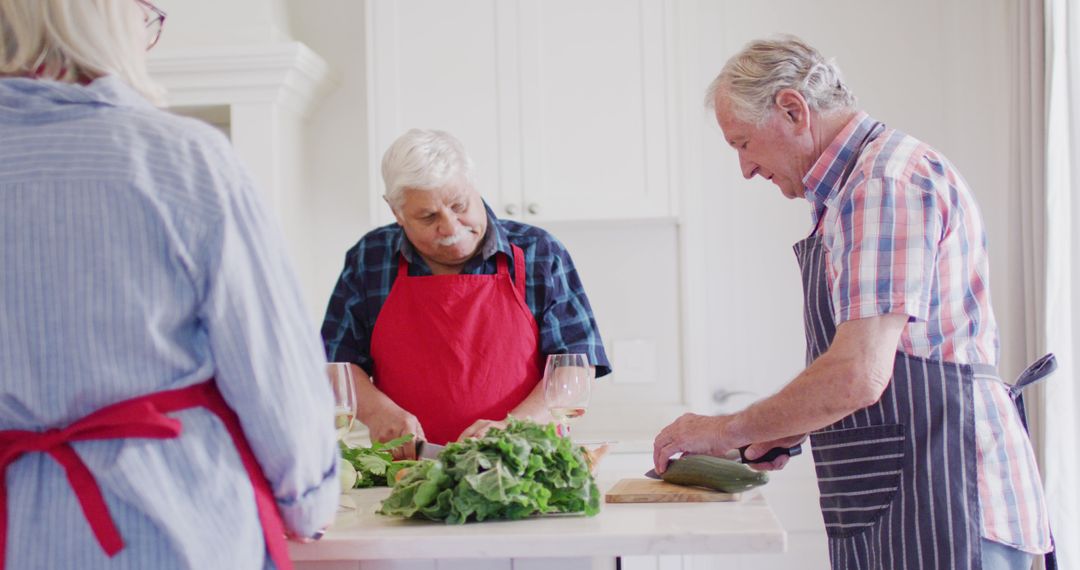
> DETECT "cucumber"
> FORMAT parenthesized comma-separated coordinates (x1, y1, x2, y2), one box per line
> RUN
(660, 455, 769, 493)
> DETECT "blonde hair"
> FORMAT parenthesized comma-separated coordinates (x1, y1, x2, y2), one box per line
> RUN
(706, 35, 855, 125)
(381, 129, 477, 209)
(0, 0, 165, 105)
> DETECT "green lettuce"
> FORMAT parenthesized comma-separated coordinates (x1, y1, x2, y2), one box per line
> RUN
(378, 419, 600, 523)
(339, 434, 417, 488)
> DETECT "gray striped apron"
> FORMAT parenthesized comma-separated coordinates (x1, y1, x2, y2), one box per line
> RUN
(794, 123, 1056, 569)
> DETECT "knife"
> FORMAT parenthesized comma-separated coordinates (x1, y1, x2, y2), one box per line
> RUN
(415, 440, 445, 460)
(644, 444, 802, 479)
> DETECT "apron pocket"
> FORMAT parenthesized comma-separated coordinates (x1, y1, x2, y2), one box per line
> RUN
(810, 423, 906, 538)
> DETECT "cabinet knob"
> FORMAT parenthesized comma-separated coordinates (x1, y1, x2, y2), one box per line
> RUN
(527, 202, 540, 215)
(504, 203, 519, 216)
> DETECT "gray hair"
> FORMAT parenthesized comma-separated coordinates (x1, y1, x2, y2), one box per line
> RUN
(381, 129, 477, 209)
(0, 0, 165, 105)
(705, 35, 856, 125)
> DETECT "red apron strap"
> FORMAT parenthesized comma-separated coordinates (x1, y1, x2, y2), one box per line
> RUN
(0, 380, 294, 570)
(190, 384, 293, 570)
(396, 252, 409, 279)
(496, 250, 509, 276)
(511, 244, 526, 297)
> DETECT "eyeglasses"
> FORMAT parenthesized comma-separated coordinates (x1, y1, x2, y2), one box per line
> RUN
(135, 0, 167, 50)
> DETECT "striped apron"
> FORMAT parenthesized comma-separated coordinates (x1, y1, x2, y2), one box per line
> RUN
(794, 129, 1057, 569)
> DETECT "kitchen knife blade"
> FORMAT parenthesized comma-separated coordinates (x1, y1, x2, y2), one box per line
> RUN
(415, 440, 445, 460)
(643, 444, 803, 478)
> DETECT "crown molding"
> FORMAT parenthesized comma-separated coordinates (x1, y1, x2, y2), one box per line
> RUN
(148, 42, 334, 115)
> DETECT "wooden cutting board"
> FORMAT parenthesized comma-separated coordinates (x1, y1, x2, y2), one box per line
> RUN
(604, 478, 740, 503)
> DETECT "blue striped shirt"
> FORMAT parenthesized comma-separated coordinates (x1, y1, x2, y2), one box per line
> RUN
(321, 204, 611, 378)
(0, 76, 338, 569)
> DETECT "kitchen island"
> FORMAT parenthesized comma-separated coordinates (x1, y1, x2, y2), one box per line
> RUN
(290, 475, 786, 570)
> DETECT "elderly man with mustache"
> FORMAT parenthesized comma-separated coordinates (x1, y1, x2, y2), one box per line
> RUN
(322, 129, 610, 457)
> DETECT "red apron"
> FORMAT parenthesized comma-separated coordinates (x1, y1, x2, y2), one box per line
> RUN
(0, 380, 293, 570)
(370, 244, 543, 445)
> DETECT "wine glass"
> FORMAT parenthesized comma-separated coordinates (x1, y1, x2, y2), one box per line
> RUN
(543, 354, 592, 430)
(328, 363, 358, 441)
(329, 363, 360, 513)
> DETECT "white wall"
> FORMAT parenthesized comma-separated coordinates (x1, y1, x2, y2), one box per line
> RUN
(285, 0, 372, 322)
(153, 3, 1024, 567)
(154, 0, 293, 48)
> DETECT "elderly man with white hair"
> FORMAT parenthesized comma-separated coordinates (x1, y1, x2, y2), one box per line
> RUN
(652, 36, 1056, 570)
(322, 129, 610, 457)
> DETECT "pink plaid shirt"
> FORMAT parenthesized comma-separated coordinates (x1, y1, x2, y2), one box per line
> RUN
(803, 112, 1050, 553)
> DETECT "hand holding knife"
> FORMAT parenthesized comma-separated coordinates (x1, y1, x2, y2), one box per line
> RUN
(414, 440, 445, 460)
(737, 443, 802, 464)
(644, 443, 802, 479)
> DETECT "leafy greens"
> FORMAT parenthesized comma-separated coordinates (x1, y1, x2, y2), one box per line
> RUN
(340, 434, 416, 488)
(378, 419, 600, 523)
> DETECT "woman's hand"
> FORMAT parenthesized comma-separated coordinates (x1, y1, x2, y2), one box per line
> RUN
(285, 526, 327, 544)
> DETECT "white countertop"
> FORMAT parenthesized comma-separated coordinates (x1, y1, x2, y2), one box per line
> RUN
(289, 475, 786, 561)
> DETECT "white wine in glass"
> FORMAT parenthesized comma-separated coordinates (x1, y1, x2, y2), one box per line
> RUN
(543, 354, 592, 426)
(328, 363, 359, 441)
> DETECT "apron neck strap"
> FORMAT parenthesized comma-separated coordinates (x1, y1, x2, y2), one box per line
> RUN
(395, 246, 524, 292)
(509, 244, 526, 295)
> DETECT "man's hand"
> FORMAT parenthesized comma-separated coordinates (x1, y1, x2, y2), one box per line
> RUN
(457, 418, 508, 441)
(651, 314, 907, 476)
(347, 365, 426, 459)
(741, 433, 807, 471)
(365, 399, 426, 460)
(652, 413, 740, 474)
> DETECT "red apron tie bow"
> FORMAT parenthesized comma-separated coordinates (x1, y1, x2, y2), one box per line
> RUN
(0, 381, 293, 570)
(0, 400, 182, 565)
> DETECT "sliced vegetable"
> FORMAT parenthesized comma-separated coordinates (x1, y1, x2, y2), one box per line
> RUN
(339, 457, 358, 492)
(661, 454, 769, 493)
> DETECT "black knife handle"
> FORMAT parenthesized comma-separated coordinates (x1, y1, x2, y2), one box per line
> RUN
(739, 444, 803, 464)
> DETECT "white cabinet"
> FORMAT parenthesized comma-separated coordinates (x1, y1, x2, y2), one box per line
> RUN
(365, 0, 680, 225)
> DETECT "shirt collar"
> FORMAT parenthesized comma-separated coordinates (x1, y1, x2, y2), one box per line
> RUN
(397, 199, 510, 267)
(0, 75, 154, 115)
(801, 111, 875, 226)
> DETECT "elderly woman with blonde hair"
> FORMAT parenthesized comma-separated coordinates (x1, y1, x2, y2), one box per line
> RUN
(0, 1, 338, 568)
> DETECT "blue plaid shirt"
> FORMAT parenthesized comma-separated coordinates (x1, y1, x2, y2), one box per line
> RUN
(322, 203, 611, 378)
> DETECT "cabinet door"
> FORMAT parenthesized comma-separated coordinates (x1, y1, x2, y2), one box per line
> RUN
(366, 0, 522, 225)
(366, 0, 676, 224)
(517, 0, 674, 222)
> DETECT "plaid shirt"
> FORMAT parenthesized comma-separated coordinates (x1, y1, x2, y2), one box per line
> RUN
(804, 112, 1050, 553)
(321, 202, 611, 379)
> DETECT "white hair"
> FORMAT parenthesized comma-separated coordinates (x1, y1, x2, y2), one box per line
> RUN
(705, 35, 856, 125)
(381, 129, 476, 209)
(0, 0, 165, 105)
